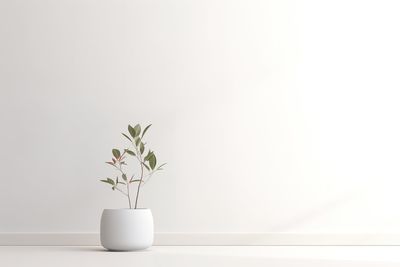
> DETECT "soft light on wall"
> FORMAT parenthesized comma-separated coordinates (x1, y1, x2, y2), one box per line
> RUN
(1, 0, 400, 236)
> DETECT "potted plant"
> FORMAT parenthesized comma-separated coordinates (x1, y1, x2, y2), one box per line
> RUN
(100, 124, 165, 251)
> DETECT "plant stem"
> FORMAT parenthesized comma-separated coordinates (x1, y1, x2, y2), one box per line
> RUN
(114, 162, 132, 209)
(134, 161, 144, 209)
(133, 143, 144, 209)
(127, 181, 132, 209)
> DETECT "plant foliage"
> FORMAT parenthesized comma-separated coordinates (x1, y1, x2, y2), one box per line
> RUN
(100, 124, 165, 209)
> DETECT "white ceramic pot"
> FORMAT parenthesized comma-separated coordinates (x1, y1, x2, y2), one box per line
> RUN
(100, 208, 154, 251)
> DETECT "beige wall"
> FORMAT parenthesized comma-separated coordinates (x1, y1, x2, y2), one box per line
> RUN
(1, 0, 400, 234)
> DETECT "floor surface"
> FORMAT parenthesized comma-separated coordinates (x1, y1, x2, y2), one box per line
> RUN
(2, 246, 400, 267)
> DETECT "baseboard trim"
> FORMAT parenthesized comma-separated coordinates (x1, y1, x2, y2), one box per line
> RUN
(1, 233, 400, 246)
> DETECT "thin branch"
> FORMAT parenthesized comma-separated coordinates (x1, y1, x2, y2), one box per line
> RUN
(141, 170, 157, 185)
(105, 137, 160, 209)
(134, 144, 145, 209)
(111, 152, 133, 208)
(114, 186, 128, 197)
(126, 179, 132, 209)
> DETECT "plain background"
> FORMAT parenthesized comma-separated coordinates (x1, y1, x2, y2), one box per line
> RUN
(1, 0, 400, 234)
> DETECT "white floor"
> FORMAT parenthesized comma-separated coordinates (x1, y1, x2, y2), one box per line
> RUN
(2, 246, 400, 267)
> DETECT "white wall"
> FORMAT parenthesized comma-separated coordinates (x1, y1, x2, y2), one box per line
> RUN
(1, 0, 400, 234)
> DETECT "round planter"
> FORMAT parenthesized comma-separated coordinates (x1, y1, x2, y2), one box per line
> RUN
(100, 208, 154, 251)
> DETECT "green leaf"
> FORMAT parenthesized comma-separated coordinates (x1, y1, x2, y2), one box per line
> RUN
(100, 178, 115, 186)
(112, 149, 120, 159)
(133, 124, 141, 137)
(129, 179, 141, 183)
(143, 163, 150, 171)
(122, 174, 127, 181)
(128, 125, 136, 139)
(144, 150, 152, 162)
(122, 133, 132, 142)
(135, 137, 141, 146)
(118, 181, 126, 185)
(125, 149, 136, 156)
(141, 124, 152, 138)
(140, 142, 145, 154)
(156, 163, 167, 171)
(105, 161, 114, 166)
(149, 153, 157, 170)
